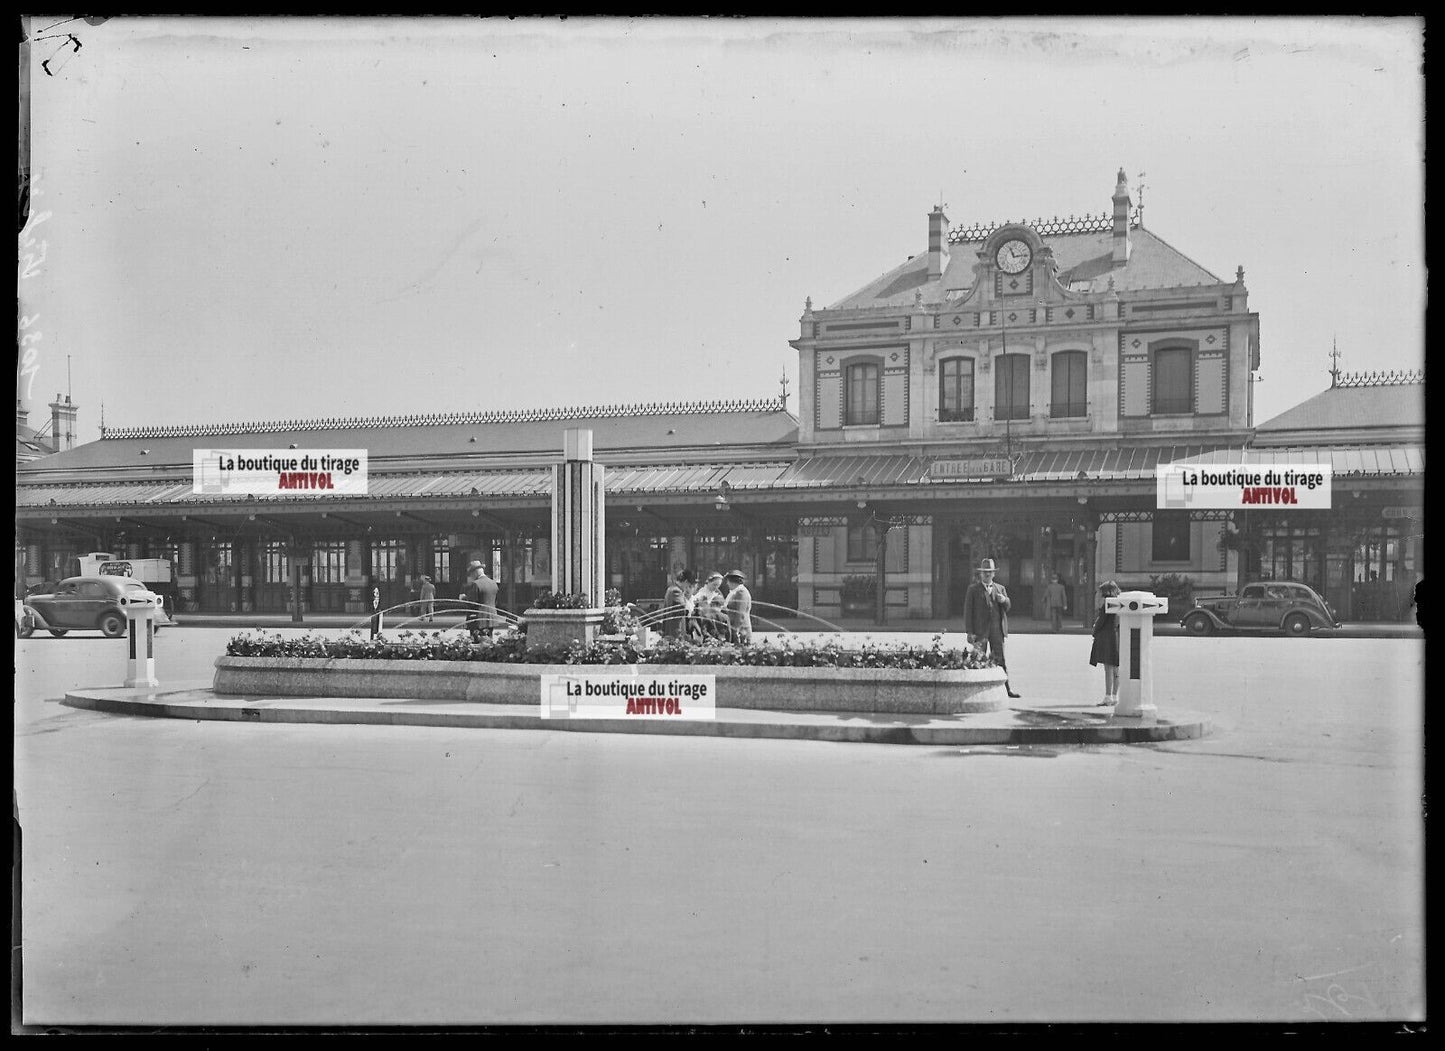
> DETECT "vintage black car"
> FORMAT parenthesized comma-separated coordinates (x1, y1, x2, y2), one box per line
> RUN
(1180, 581, 1340, 637)
(19, 576, 176, 638)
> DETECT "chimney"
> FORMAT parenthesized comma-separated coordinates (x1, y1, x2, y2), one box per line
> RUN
(1112, 168, 1132, 265)
(49, 393, 79, 452)
(16, 398, 28, 430)
(927, 205, 949, 281)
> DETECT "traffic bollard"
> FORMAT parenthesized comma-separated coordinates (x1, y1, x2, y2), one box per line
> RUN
(121, 590, 162, 688)
(1105, 590, 1169, 718)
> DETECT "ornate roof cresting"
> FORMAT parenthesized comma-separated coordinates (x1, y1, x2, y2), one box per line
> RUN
(948, 208, 1142, 245)
(1333, 369, 1424, 389)
(102, 397, 790, 440)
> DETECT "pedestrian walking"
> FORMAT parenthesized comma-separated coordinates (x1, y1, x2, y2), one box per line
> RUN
(1042, 572, 1069, 632)
(1089, 580, 1121, 706)
(964, 558, 1020, 698)
(459, 560, 499, 641)
(418, 574, 436, 622)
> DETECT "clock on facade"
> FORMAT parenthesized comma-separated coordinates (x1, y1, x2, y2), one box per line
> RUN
(995, 239, 1032, 274)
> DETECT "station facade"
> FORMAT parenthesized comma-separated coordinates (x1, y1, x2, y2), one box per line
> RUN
(14, 172, 1423, 623)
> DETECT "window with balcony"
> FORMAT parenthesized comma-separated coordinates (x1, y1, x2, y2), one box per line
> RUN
(939, 357, 975, 422)
(993, 354, 1030, 421)
(1050, 350, 1087, 418)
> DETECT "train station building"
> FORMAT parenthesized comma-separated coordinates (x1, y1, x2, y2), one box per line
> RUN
(14, 172, 1424, 623)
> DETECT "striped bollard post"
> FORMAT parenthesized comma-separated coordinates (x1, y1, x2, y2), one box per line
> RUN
(122, 591, 161, 688)
(1105, 591, 1168, 718)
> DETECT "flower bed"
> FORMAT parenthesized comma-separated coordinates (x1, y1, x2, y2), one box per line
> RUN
(216, 631, 1007, 714)
(225, 630, 995, 670)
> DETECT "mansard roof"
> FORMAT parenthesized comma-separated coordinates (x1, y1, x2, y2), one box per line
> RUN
(16, 398, 800, 477)
(827, 217, 1225, 311)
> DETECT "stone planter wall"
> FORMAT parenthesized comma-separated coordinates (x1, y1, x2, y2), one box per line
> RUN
(214, 656, 1008, 715)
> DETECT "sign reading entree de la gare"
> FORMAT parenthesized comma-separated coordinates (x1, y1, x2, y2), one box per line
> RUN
(539, 673, 717, 720)
(928, 458, 1013, 480)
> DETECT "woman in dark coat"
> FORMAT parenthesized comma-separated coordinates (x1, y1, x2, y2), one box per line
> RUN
(1089, 581, 1121, 706)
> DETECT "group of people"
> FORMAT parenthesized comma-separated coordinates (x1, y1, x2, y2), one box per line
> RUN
(413, 560, 754, 645)
(661, 568, 753, 644)
(961, 557, 1125, 707)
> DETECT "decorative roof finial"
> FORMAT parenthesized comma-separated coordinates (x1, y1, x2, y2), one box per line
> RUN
(780, 369, 791, 410)
(1329, 337, 1342, 388)
(804, 296, 813, 315)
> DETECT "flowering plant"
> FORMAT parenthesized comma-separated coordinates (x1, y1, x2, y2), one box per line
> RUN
(226, 630, 994, 670)
(529, 591, 593, 610)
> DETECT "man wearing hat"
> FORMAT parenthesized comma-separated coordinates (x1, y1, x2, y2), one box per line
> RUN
(964, 557, 1021, 697)
(418, 574, 436, 622)
(722, 569, 753, 644)
(459, 559, 499, 641)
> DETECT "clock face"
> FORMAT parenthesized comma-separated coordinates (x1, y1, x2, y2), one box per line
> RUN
(996, 239, 1032, 274)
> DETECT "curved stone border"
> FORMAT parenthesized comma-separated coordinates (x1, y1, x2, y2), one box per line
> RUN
(63, 687, 1212, 745)
(213, 656, 1009, 715)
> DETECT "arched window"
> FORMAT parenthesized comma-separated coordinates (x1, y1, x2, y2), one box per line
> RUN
(845, 361, 880, 425)
(1152, 346, 1194, 414)
(1050, 351, 1087, 418)
(994, 354, 1030, 421)
(939, 357, 975, 422)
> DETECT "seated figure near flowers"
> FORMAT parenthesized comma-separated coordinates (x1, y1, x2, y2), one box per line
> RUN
(692, 572, 731, 640)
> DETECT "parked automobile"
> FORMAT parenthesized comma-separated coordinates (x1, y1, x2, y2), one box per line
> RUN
(1180, 581, 1340, 637)
(18, 575, 176, 639)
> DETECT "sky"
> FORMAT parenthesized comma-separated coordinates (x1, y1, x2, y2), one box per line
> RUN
(20, 16, 1425, 439)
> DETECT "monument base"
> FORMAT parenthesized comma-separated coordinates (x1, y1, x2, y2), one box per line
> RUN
(523, 607, 608, 652)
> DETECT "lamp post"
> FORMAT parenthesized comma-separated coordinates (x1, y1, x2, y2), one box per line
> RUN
(871, 511, 906, 626)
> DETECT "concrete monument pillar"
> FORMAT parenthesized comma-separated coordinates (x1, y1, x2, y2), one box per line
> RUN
(551, 428, 606, 603)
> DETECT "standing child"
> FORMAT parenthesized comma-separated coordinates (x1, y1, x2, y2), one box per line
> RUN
(1089, 581, 1121, 706)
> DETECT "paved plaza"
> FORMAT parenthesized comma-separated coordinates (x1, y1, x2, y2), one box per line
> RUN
(14, 627, 1425, 1025)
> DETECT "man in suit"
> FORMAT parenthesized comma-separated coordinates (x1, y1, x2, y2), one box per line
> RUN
(722, 568, 753, 644)
(964, 557, 1021, 698)
(460, 560, 499, 641)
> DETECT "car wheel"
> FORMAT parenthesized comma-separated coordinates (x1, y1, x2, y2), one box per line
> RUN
(48, 628, 69, 637)
(99, 612, 127, 638)
(1184, 613, 1214, 637)
(1283, 612, 1311, 637)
